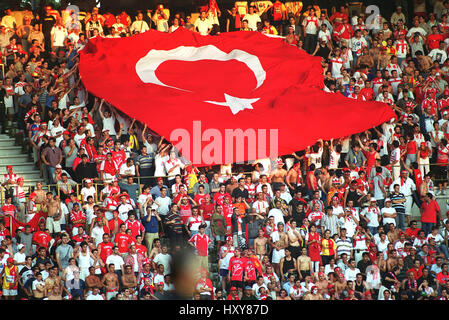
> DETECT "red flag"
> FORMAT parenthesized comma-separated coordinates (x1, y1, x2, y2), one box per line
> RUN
(8, 212, 46, 237)
(79, 29, 395, 166)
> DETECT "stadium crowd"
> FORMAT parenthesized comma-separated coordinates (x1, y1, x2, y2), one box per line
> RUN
(0, 0, 449, 301)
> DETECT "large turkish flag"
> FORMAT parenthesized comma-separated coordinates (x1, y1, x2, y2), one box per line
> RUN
(79, 28, 395, 166)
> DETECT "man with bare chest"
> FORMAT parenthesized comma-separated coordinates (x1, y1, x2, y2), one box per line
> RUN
(85, 266, 101, 292)
(34, 181, 47, 210)
(102, 264, 119, 300)
(270, 160, 288, 190)
(149, 239, 162, 260)
(254, 229, 268, 260)
(45, 266, 63, 300)
(45, 193, 62, 236)
(286, 163, 302, 193)
(334, 274, 346, 297)
(316, 272, 329, 295)
(297, 247, 312, 280)
(270, 222, 288, 277)
(121, 265, 138, 289)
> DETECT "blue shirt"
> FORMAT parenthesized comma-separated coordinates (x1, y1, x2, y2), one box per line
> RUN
(143, 214, 159, 233)
(150, 185, 169, 198)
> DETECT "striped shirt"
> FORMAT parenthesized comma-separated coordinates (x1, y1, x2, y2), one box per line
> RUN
(389, 192, 405, 214)
(335, 237, 353, 257)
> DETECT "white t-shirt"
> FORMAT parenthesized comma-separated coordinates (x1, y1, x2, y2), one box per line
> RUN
(81, 186, 96, 202)
(91, 226, 105, 246)
(268, 208, 285, 226)
(84, 123, 95, 138)
(86, 293, 104, 300)
(329, 150, 341, 169)
(14, 252, 26, 272)
(381, 207, 396, 226)
(344, 267, 360, 281)
(119, 164, 136, 177)
(154, 154, 168, 177)
(102, 116, 116, 136)
(50, 125, 65, 146)
(32, 279, 45, 291)
(360, 206, 380, 227)
(194, 18, 212, 35)
(105, 254, 124, 270)
(73, 133, 86, 148)
(243, 13, 261, 31)
(153, 253, 172, 275)
(305, 148, 323, 169)
(51, 26, 68, 46)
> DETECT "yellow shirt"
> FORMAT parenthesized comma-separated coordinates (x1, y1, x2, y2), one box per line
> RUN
(3, 265, 18, 290)
(320, 238, 337, 256)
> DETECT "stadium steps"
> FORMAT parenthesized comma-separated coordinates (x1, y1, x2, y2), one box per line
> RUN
(0, 133, 44, 188)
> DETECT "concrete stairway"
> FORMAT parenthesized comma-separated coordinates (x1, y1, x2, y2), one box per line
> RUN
(0, 134, 43, 189)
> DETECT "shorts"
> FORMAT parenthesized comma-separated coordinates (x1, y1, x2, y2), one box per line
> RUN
(436, 165, 448, 181)
(230, 280, 244, 290)
(219, 269, 229, 277)
(46, 216, 61, 234)
(106, 290, 118, 300)
(215, 235, 225, 242)
(6, 107, 14, 115)
(3, 289, 18, 296)
(272, 248, 285, 263)
(244, 280, 256, 288)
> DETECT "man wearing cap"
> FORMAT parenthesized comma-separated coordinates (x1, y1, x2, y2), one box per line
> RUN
(0, 257, 18, 300)
(381, 198, 397, 232)
(360, 198, 381, 236)
(1, 165, 19, 199)
(390, 171, 416, 228)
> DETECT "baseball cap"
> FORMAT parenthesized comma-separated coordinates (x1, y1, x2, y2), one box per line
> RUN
(17, 244, 25, 250)
(385, 198, 391, 202)
(157, 177, 163, 182)
(157, 282, 164, 286)
(7, 257, 14, 263)
(332, 177, 340, 184)
(370, 198, 377, 202)
(244, 286, 252, 290)
(226, 236, 233, 241)
(444, 219, 449, 225)
(63, 130, 70, 135)
(85, 179, 92, 183)
(443, 110, 448, 116)
(55, 164, 62, 169)
(230, 286, 237, 291)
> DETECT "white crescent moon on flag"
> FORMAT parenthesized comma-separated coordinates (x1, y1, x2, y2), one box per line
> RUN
(135, 45, 266, 91)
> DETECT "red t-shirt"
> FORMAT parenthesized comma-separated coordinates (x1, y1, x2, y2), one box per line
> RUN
(406, 227, 420, 240)
(427, 33, 444, 50)
(115, 232, 132, 253)
(437, 272, 449, 284)
(199, 203, 214, 221)
(194, 194, 207, 206)
(244, 259, 257, 281)
(125, 220, 144, 238)
(189, 233, 212, 256)
(98, 241, 114, 262)
(213, 192, 232, 206)
(70, 210, 86, 228)
(421, 200, 440, 224)
(228, 256, 246, 281)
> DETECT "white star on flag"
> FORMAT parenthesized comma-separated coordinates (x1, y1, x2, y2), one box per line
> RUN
(205, 94, 260, 115)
